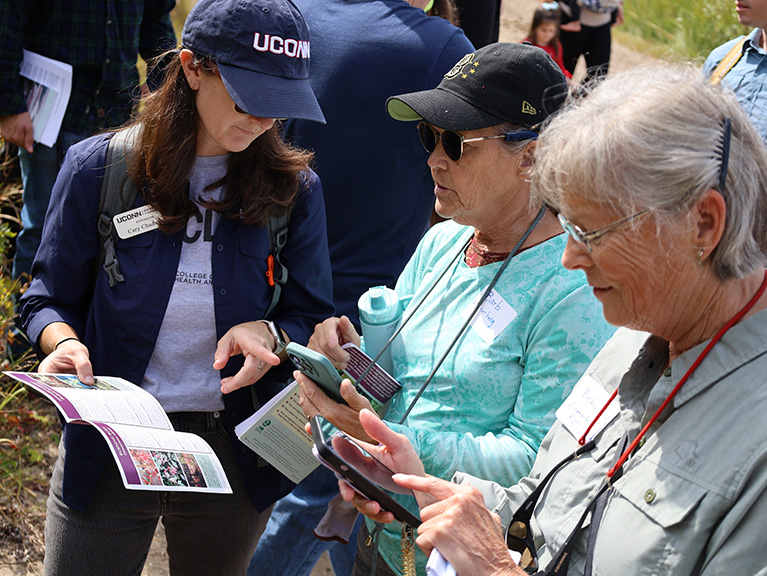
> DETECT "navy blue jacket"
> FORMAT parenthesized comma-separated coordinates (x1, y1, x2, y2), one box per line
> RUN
(20, 133, 334, 512)
(284, 0, 473, 325)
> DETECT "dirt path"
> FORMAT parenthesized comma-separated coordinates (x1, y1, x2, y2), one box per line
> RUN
(0, 3, 654, 576)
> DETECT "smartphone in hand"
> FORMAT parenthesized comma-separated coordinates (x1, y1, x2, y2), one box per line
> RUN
(286, 342, 346, 403)
(310, 415, 421, 527)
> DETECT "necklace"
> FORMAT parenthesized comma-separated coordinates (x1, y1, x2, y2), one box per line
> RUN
(465, 236, 510, 267)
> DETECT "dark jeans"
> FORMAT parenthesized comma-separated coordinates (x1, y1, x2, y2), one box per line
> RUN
(247, 465, 362, 576)
(44, 411, 272, 576)
(453, 0, 502, 48)
(560, 21, 613, 83)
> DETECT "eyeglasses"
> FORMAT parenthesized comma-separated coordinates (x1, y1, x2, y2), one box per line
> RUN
(416, 122, 538, 162)
(557, 207, 651, 253)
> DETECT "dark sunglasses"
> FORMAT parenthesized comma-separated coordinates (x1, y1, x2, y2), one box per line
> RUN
(416, 122, 538, 162)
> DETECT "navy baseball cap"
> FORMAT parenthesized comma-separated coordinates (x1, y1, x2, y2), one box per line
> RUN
(386, 43, 566, 130)
(182, 0, 325, 123)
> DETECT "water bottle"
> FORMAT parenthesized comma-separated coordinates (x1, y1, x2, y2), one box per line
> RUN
(357, 286, 401, 374)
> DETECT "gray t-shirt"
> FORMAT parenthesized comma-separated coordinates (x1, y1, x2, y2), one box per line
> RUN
(142, 154, 229, 413)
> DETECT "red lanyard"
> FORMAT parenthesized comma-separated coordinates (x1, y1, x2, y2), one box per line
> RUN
(578, 269, 767, 479)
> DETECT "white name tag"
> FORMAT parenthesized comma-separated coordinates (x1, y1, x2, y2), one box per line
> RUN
(113, 206, 160, 239)
(469, 288, 517, 344)
(556, 375, 619, 442)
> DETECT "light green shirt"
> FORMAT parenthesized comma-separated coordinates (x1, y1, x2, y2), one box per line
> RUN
(463, 309, 767, 575)
(371, 221, 615, 574)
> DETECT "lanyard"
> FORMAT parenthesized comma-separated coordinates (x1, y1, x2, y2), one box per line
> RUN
(578, 269, 767, 479)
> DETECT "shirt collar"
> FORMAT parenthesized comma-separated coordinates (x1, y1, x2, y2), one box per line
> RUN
(746, 27, 766, 54)
(671, 307, 767, 408)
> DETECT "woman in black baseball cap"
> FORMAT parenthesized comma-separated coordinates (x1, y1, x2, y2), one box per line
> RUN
(19, 1, 333, 574)
(293, 43, 612, 576)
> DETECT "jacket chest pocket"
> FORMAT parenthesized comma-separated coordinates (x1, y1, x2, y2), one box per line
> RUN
(593, 461, 708, 575)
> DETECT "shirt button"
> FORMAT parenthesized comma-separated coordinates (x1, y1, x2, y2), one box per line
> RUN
(219, 288, 228, 296)
(644, 489, 656, 503)
(216, 244, 224, 252)
(663, 367, 672, 377)
(105, 58, 111, 64)
(107, 19, 112, 24)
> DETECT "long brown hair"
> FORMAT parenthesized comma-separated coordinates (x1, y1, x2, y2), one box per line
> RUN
(427, 0, 460, 26)
(126, 51, 313, 233)
(526, 5, 562, 59)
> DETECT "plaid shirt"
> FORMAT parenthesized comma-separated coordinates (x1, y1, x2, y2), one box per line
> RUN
(0, 0, 176, 136)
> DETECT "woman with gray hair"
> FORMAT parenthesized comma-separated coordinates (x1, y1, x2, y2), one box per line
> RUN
(339, 64, 767, 575)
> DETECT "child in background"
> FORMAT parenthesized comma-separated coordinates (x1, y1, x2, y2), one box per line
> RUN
(523, 2, 572, 80)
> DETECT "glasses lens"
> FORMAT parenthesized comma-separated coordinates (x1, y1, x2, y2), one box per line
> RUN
(557, 213, 590, 252)
(507, 521, 538, 572)
(441, 130, 463, 162)
(417, 122, 437, 154)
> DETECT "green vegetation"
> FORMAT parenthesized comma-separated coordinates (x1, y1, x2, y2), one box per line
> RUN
(0, 149, 53, 564)
(618, 0, 748, 62)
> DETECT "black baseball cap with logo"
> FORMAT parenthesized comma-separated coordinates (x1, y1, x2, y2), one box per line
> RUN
(182, 0, 325, 122)
(386, 42, 567, 131)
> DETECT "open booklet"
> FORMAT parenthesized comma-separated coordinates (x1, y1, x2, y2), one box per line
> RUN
(4, 372, 232, 494)
(235, 343, 401, 484)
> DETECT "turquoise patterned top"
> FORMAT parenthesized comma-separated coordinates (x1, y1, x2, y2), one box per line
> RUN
(370, 220, 615, 574)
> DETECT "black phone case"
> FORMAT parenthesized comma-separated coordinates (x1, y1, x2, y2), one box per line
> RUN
(310, 417, 421, 527)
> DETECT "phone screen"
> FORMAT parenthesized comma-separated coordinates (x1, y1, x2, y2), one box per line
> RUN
(329, 433, 410, 496)
(310, 416, 420, 526)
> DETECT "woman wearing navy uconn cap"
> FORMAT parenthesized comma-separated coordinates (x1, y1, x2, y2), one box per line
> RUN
(19, 0, 332, 574)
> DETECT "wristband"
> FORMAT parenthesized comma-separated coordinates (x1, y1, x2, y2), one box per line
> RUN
(54, 337, 80, 350)
(257, 320, 287, 355)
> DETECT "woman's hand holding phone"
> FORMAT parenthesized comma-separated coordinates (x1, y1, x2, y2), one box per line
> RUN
(335, 410, 431, 515)
(308, 315, 361, 369)
(297, 371, 376, 442)
(339, 412, 522, 576)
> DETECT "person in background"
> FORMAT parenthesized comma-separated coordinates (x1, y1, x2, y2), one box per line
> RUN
(452, 0, 503, 47)
(245, 2, 473, 574)
(342, 63, 767, 576)
(523, 3, 572, 80)
(0, 0, 176, 289)
(293, 43, 615, 576)
(426, 0, 460, 24)
(559, 0, 623, 82)
(18, 0, 333, 574)
(704, 0, 767, 144)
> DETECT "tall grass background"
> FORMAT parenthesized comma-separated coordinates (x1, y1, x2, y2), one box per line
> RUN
(617, 0, 748, 62)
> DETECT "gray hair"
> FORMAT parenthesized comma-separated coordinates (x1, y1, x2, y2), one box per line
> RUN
(532, 64, 767, 280)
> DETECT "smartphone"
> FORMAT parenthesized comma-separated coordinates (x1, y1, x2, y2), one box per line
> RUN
(310, 415, 421, 527)
(286, 342, 345, 403)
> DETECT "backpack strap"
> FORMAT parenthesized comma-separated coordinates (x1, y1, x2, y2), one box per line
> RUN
(263, 209, 291, 319)
(96, 125, 141, 287)
(710, 36, 749, 86)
